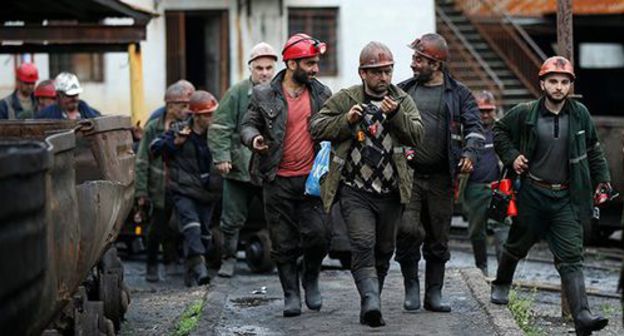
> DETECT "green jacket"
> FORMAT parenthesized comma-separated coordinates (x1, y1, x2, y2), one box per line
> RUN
(493, 97, 610, 222)
(208, 78, 253, 182)
(310, 84, 425, 213)
(135, 116, 167, 208)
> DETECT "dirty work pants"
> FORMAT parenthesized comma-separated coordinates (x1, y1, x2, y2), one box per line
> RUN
(504, 180, 583, 275)
(172, 193, 215, 258)
(219, 178, 262, 236)
(396, 173, 454, 266)
(339, 185, 403, 282)
(146, 194, 179, 265)
(462, 182, 509, 240)
(262, 175, 329, 264)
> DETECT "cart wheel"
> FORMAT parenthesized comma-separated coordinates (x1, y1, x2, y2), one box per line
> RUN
(245, 229, 275, 273)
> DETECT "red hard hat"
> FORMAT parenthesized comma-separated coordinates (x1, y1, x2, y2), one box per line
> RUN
(408, 33, 448, 62)
(34, 80, 57, 98)
(475, 90, 496, 110)
(538, 56, 575, 80)
(189, 90, 219, 114)
(16, 63, 39, 83)
(282, 33, 326, 61)
(359, 41, 394, 69)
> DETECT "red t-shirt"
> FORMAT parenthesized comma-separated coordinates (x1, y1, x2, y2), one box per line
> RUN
(277, 87, 315, 177)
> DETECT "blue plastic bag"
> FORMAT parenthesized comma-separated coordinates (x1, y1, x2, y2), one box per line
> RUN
(305, 141, 331, 196)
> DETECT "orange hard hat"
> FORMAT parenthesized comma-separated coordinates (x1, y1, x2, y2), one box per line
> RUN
(16, 63, 39, 83)
(475, 90, 496, 110)
(408, 33, 448, 63)
(189, 90, 219, 114)
(34, 80, 57, 98)
(538, 56, 575, 80)
(359, 41, 394, 69)
(282, 33, 326, 61)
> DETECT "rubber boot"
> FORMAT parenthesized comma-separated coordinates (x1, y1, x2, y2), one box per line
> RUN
(145, 263, 159, 282)
(492, 227, 509, 263)
(218, 231, 238, 278)
(472, 240, 488, 276)
(184, 255, 210, 287)
(302, 251, 324, 311)
(356, 277, 385, 327)
(400, 262, 421, 311)
(561, 271, 609, 336)
(490, 251, 519, 305)
(277, 262, 301, 317)
(424, 262, 451, 312)
(378, 273, 386, 295)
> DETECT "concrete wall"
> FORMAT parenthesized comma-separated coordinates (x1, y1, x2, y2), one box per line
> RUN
(0, 0, 435, 117)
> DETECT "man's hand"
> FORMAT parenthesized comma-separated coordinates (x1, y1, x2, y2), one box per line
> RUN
(458, 157, 474, 173)
(252, 135, 269, 154)
(380, 96, 398, 115)
(346, 104, 364, 124)
(216, 161, 232, 175)
(173, 126, 191, 146)
(513, 154, 529, 174)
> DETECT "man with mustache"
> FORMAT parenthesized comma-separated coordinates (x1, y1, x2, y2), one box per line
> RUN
(241, 33, 332, 317)
(491, 56, 610, 336)
(395, 33, 484, 313)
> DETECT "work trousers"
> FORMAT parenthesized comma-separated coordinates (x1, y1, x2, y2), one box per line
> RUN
(339, 185, 403, 282)
(504, 180, 583, 275)
(146, 195, 179, 265)
(219, 178, 262, 236)
(263, 175, 329, 264)
(172, 193, 215, 258)
(462, 182, 508, 240)
(396, 173, 454, 266)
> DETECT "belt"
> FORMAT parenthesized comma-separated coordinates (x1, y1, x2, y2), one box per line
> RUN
(527, 174, 568, 191)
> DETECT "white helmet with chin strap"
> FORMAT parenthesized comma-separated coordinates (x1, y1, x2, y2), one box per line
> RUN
(55, 72, 83, 96)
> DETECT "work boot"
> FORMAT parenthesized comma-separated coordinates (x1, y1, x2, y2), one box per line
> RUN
(492, 227, 509, 263)
(145, 263, 159, 282)
(400, 262, 420, 311)
(277, 262, 301, 317)
(302, 252, 324, 311)
(218, 232, 238, 278)
(184, 255, 210, 287)
(472, 240, 488, 276)
(561, 271, 609, 336)
(490, 251, 519, 305)
(356, 277, 385, 327)
(424, 262, 451, 312)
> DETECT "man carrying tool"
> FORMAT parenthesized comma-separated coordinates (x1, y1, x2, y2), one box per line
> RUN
(208, 42, 278, 278)
(491, 56, 610, 336)
(310, 41, 423, 327)
(396, 33, 484, 313)
(1, 62, 38, 119)
(241, 33, 331, 317)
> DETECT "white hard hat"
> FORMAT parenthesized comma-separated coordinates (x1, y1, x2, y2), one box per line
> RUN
(248, 42, 278, 64)
(55, 72, 83, 96)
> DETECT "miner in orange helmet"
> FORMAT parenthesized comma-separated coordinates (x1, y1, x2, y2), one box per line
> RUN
(240, 33, 332, 318)
(150, 90, 221, 287)
(492, 56, 611, 335)
(1, 62, 39, 119)
(34, 79, 57, 111)
(394, 33, 485, 314)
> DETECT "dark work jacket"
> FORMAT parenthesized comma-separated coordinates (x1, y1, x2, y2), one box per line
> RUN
(469, 127, 500, 183)
(240, 69, 332, 184)
(0, 90, 37, 119)
(36, 100, 101, 119)
(398, 72, 485, 182)
(151, 119, 222, 203)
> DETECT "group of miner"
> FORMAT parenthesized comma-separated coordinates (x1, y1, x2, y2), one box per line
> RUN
(2, 31, 612, 336)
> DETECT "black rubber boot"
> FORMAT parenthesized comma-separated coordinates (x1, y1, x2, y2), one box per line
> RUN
(490, 251, 519, 305)
(561, 271, 609, 336)
(277, 262, 301, 317)
(400, 262, 420, 311)
(424, 262, 451, 312)
(472, 240, 488, 276)
(145, 263, 159, 282)
(356, 277, 385, 327)
(302, 251, 324, 311)
(184, 255, 210, 287)
(218, 231, 238, 278)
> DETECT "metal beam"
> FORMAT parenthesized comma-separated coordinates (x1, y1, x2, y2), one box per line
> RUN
(128, 43, 147, 126)
(0, 44, 130, 54)
(557, 0, 575, 65)
(0, 24, 146, 44)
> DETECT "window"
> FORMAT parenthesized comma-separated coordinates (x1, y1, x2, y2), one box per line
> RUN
(288, 8, 338, 76)
(579, 43, 624, 69)
(49, 53, 105, 82)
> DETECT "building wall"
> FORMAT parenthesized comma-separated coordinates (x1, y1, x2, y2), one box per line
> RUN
(0, 0, 435, 119)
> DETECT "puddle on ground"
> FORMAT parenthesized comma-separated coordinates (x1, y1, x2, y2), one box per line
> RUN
(230, 296, 279, 308)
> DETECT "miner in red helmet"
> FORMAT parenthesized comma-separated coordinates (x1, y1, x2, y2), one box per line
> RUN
(34, 80, 57, 111)
(241, 33, 332, 318)
(0, 62, 39, 119)
(395, 33, 485, 314)
(310, 41, 424, 327)
(492, 55, 610, 335)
